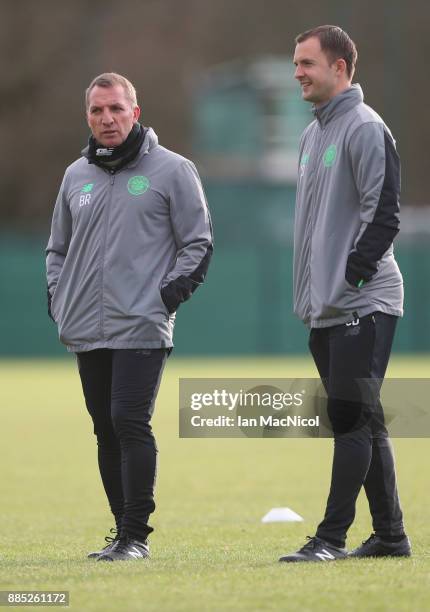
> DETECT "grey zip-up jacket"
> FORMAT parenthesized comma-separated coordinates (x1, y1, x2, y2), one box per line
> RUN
(294, 84, 403, 328)
(46, 128, 213, 352)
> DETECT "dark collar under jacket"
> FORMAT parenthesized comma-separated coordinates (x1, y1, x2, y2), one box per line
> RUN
(82, 122, 147, 172)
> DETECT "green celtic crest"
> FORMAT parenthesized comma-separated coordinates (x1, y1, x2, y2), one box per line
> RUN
(127, 175, 150, 195)
(323, 145, 337, 167)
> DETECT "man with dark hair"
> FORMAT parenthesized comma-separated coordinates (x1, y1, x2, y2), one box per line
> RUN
(279, 26, 411, 563)
(295, 24, 357, 78)
(46, 72, 213, 561)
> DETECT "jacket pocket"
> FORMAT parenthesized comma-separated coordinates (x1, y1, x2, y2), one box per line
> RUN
(50, 289, 60, 323)
(47, 286, 56, 322)
(160, 285, 178, 315)
(159, 289, 172, 318)
(319, 278, 359, 317)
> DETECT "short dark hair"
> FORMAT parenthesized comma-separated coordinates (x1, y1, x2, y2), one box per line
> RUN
(295, 25, 358, 79)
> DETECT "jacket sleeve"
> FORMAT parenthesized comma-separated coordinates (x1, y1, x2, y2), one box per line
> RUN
(46, 174, 72, 320)
(345, 122, 400, 288)
(160, 161, 213, 314)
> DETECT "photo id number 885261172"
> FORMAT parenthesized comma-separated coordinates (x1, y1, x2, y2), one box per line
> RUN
(0, 591, 69, 606)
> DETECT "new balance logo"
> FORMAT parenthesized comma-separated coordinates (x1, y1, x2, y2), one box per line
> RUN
(345, 327, 360, 336)
(315, 549, 335, 561)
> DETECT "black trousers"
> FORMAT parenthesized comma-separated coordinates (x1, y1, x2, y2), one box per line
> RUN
(309, 312, 405, 546)
(76, 348, 168, 541)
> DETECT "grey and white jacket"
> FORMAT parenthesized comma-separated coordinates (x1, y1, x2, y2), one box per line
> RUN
(46, 128, 213, 352)
(293, 84, 403, 328)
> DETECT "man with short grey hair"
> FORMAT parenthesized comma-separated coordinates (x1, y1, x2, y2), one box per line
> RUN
(46, 72, 213, 561)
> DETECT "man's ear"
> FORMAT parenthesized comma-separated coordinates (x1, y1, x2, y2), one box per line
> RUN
(133, 105, 141, 122)
(335, 57, 348, 78)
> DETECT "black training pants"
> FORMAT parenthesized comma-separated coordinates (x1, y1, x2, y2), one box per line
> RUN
(309, 312, 404, 547)
(76, 348, 168, 541)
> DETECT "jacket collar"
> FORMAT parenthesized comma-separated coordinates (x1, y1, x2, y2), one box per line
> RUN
(313, 84, 363, 128)
(125, 127, 159, 168)
(140, 126, 159, 154)
(81, 126, 159, 169)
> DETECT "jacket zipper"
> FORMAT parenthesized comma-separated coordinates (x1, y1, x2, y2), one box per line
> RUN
(96, 151, 150, 341)
(98, 170, 116, 340)
(308, 124, 327, 325)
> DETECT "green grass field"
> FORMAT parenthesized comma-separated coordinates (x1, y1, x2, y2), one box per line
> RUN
(1, 356, 429, 611)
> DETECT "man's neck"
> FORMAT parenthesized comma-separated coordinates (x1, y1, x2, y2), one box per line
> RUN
(314, 83, 352, 108)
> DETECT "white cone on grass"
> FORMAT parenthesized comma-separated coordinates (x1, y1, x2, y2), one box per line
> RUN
(261, 507, 304, 523)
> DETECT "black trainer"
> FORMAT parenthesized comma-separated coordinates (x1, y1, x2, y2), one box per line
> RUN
(349, 534, 411, 558)
(279, 536, 347, 563)
(97, 535, 150, 561)
(87, 528, 120, 559)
